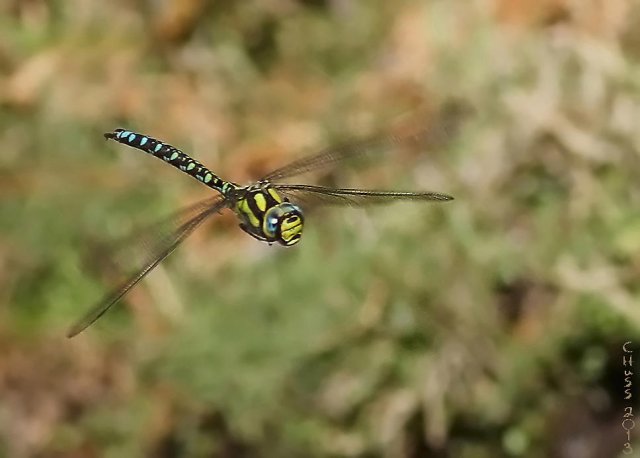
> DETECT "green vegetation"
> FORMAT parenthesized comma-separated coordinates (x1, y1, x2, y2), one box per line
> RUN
(1, 0, 639, 456)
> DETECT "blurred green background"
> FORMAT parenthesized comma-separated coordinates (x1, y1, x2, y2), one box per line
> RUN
(1, 0, 640, 457)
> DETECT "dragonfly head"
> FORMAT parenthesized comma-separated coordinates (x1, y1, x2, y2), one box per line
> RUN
(263, 202, 304, 246)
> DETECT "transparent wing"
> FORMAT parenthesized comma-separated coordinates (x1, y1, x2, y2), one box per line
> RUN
(262, 104, 467, 182)
(67, 196, 227, 338)
(276, 184, 453, 208)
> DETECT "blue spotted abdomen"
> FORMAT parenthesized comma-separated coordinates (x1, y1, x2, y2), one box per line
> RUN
(105, 129, 231, 193)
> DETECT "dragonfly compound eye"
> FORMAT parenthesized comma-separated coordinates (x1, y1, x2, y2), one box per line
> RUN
(263, 203, 304, 246)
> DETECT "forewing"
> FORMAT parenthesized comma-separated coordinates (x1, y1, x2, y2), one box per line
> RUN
(262, 104, 467, 182)
(67, 197, 227, 338)
(276, 184, 453, 208)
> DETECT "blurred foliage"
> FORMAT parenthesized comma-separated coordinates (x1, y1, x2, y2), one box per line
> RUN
(1, 0, 640, 457)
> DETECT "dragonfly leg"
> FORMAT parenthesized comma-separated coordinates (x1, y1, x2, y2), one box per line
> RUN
(238, 223, 268, 242)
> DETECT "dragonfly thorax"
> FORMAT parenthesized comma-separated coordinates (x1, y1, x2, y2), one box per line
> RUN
(233, 182, 304, 246)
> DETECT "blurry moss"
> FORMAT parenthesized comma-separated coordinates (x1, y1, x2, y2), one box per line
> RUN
(502, 427, 530, 456)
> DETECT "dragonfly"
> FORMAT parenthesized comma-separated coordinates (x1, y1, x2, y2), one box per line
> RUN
(67, 126, 454, 337)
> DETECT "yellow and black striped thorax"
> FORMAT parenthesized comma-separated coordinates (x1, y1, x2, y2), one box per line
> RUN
(232, 182, 304, 246)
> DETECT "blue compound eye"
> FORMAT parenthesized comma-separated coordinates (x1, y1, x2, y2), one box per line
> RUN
(266, 215, 279, 235)
(263, 203, 304, 245)
(264, 206, 285, 238)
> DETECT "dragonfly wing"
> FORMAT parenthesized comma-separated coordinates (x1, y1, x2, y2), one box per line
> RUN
(276, 184, 453, 208)
(67, 197, 227, 338)
(262, 104, 467, 182)
(263, 132, 411, 182)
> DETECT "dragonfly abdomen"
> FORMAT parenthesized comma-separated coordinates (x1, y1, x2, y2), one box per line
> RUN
(105, 129, 231, 194)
